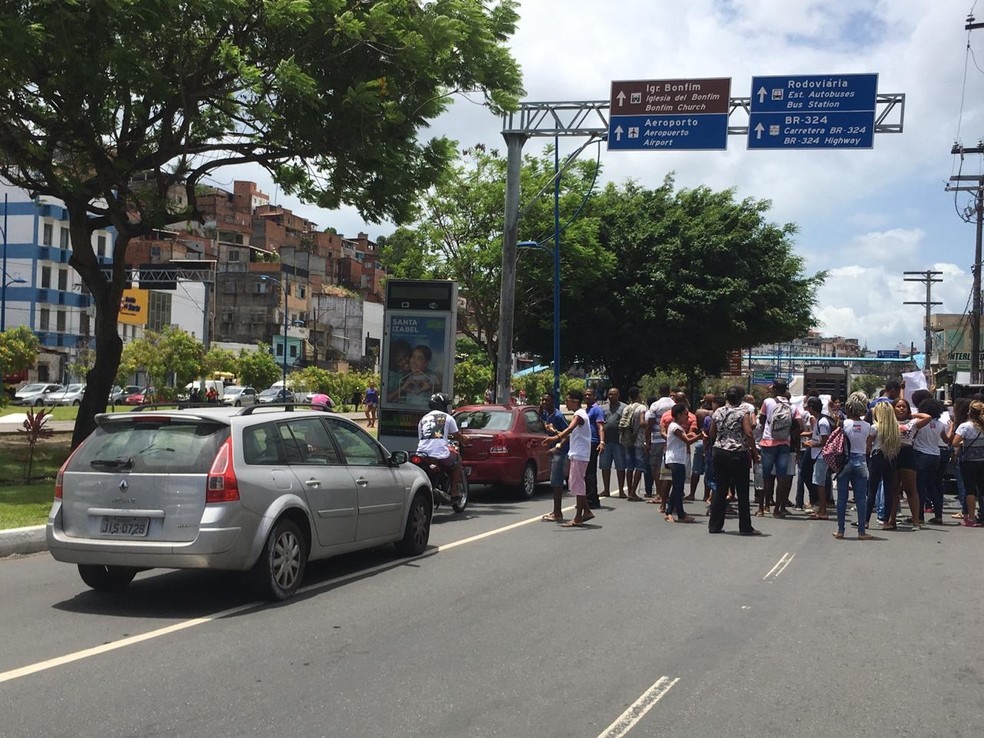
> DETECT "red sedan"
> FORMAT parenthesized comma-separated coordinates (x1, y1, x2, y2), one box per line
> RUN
(453, 404, 554, 499)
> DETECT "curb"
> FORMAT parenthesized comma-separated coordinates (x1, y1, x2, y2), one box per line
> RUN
(0, 525, 46, 557)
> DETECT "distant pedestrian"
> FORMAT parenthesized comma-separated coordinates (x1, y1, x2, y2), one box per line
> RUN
(707, 385, 760, 535)
(664, 403, 700, 523)
(364, 384, 378, 427)
(351, 389, 362, 412)
(583, 387, 606, 509)
(600, 387, 627, 498)
(544, 390, 594, 527)
(540, 393, 569, 523)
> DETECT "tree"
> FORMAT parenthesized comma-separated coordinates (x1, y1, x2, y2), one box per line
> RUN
(236, 345, 281, 391)
(567, 178, 825, 390)
(0, 326, 40, 377)
(118, 328, 205, 391)
(203, 347, 237, 377)
(387, 145, 610, 367)
(0, 1, 523, 447)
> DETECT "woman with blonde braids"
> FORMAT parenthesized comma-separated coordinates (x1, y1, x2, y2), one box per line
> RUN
(865, 401, 902, 530)
(834, 392, 875, 540)
(952, 400, 984, 527)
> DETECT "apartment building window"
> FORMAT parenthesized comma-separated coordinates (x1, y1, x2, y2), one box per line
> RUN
(275, 342, 283, 356)
(59, 228, 70, 249)
(57, 269, 68, 291)
(42, 223, 53, 246)
(97, 235, 107, 257)
(41, 266, 51, 289)
(39, 308, 50, 331)
(289, 343, 297, 358)
(299, 286, 306, 298)
(227, 249, 240, 262)
(56, 311, 66, 333)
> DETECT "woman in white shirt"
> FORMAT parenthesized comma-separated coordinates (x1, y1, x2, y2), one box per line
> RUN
(834, 392, 876, 540)
(665, 403, 700, 523)
(952, 400, 984, 527)
(912, 398, 951, 526)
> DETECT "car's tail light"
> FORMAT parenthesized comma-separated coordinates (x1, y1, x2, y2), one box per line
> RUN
(409, 454, 425, 465)
(54, 447, 79, 500)
(206, 437, 239, 502)
(490, 434, 508, 455)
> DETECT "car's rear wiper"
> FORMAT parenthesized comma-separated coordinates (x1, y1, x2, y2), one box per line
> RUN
(89, 457, 133, 470)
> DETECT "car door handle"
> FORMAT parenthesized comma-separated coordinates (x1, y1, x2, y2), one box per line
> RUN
(304, 478, 321, 488)
(355, 478, 369, 487)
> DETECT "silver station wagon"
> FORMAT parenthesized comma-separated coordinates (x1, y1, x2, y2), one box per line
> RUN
(47, 405, 433, 600)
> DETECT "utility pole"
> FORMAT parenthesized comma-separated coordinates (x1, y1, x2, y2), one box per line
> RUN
(903, 270, 942, 385)
(947, 142, 984, 383)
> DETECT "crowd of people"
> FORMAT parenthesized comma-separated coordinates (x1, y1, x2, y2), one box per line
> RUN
(538, 379, 984, 537)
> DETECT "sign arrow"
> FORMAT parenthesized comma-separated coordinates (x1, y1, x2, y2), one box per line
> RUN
(757, 86, 767, 103)
(754, 122, 765, 139)
(614, 125, 624, 141)
(617, 91, 626, 107)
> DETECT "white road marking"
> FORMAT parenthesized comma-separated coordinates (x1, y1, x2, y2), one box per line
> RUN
(0, 504, 577, 685)
(597, 676, 681, 738)
(763, 552, 795, 580)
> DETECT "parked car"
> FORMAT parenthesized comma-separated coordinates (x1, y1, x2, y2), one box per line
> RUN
(257, 387, 297, 404)
(222, 386, 257, 407)
(124, 387, 155, 405)
(13, 383, 64, 407)
(110, 385, 142, 404)
(46, 405, 432, 600)
(453, 404, 553, 499)
(44, 383, 86, 406)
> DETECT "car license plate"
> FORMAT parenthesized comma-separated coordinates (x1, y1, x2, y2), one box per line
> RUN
(100, 516, 150, 537)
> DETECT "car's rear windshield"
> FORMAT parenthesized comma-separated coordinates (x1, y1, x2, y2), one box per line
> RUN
(454, 410, 513, 431)
(69, 419, 229, 474)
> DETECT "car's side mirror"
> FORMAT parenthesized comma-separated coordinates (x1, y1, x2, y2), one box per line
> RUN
(390, 450, 408, 466)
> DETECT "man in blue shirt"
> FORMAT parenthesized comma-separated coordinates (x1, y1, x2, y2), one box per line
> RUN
(540, 393, 570, 522)
(584, 387, 606, 509)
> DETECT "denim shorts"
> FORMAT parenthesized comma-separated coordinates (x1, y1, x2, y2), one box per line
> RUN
(549, 450, 568, 487)
(624, 445, 647, 472)
(760, 444, 792, 478)
(691, 440, 706, 475)
(599, 440, 626, 471)
(812, 455, 830, 487)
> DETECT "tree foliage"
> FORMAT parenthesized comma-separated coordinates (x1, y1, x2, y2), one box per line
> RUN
(118, 328, 205, 389)
(0, 1, 523, 447)
(235, 344, 282, 391)
(0, 326, 40, 377)
(203, 347, 238, 377)
(560, 177, 825, 390)
(385, 145, 610, 367)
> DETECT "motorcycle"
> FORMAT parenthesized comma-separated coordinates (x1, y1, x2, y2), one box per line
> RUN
(408, 447, 469, 513)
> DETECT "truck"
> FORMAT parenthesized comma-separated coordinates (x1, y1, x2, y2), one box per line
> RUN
(802, 365, 850, 401)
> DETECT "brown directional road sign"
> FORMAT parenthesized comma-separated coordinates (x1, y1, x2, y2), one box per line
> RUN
(609, 78, 732, 116)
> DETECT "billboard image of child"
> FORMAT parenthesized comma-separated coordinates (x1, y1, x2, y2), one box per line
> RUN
(384, 316, 447, 408)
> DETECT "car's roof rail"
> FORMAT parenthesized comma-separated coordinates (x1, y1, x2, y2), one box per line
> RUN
(128, 402, 225, 412)
(239, 402, 332, 416)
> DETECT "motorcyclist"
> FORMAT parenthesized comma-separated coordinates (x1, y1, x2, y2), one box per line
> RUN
(415, 392, 464, 500)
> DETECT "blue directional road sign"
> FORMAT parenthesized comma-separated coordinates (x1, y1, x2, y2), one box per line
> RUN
(608, 114, 730, 151)
(608, 78, 731, 151)
(748, 73, 878, 150)
(876, 350, 901, 359)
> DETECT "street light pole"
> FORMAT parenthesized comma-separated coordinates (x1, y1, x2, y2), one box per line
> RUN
(1, 193, 7, 332)
(260, 275, 289, 391)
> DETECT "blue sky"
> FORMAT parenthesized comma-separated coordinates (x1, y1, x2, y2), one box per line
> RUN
(220, 0, 984, 352)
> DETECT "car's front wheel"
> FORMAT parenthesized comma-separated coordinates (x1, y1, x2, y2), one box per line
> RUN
(77, 564, 138, 592)
(395, 491, 431, 556)
(249, 518, 306, 601)
(515, 461, 537, 500)
(73, 400, 81, 406)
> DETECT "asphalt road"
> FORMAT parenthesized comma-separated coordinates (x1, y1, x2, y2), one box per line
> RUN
(2, 483, 982, 738)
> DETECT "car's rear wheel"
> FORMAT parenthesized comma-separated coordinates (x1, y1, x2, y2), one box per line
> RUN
(77, 564, 138, 592)
(395, 491, 431, 556)
(250, 518, 306, 601)
(515, 461, 537, 500)
(452, 474, 469, 513)
(234, 400, 241, 407)
(73, 400, 81, 406)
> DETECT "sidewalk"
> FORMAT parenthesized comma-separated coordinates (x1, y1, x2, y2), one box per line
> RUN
(0, 408, 377, 557)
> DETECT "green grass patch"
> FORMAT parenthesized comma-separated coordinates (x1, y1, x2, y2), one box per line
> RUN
(0, 435, 72, 484)
(0, 405, 80, 421)
(0, 482, 54, 529)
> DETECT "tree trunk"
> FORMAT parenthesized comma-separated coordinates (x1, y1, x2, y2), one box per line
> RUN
(68, 206, 127, 449)
(73, 287, 123, 447)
